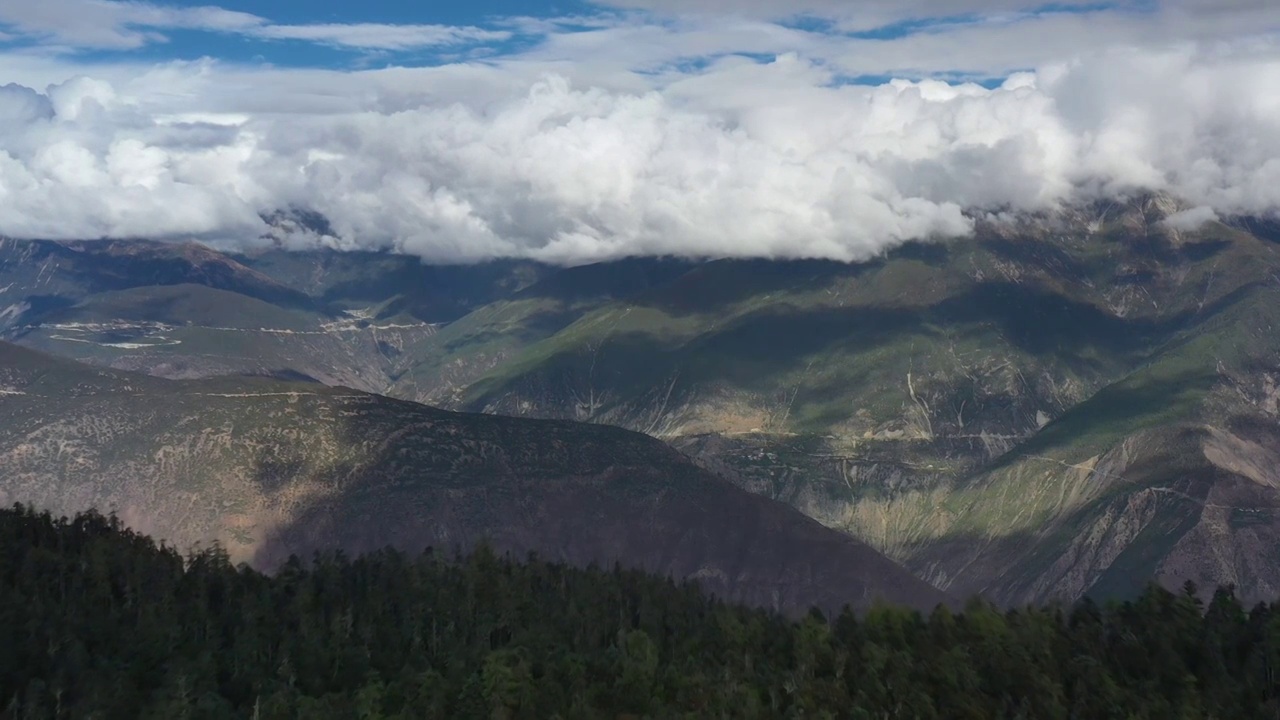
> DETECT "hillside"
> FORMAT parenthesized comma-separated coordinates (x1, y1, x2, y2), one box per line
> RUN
(450, 197, 1280, 605)
(0, 238, 459, 391)
(0, 341, 946, 615)
(6, 196, 1280, 606)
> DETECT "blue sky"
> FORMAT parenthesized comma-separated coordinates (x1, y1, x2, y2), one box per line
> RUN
(130, 0, 605, 66)
(0, 0, 582, 67)
(0, 0, 1206, 77)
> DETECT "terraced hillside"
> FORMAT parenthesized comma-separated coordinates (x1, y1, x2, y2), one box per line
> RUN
(0, 341, 947, 615)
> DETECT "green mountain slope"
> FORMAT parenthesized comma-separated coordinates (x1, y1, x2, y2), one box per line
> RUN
(0, 238, 694, 408)
(0, 239, 446, 390)
(232, 247, 549, 322)
(383, 258, 695, 406)
(446, 197, 1280, 604)
(7, 195, 1280, 606)
(0, 341, 947, 614)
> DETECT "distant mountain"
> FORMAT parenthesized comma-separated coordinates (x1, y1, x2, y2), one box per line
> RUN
(0, 237, 688, 405)
(6, 194, 1280, 606)
(0, 341, 947, 615)
(449, 196, 1280, 605)
(0, 237, 446, 390)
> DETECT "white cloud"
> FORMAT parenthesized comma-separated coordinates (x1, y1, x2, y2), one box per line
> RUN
(245, 23, 512, 51)
(0, 0, 262, 50)
(0, 0, 1276, 264)
(591, 0, 1280, 34)
(0, 0, 509, 53)
(0, 42, 1276, 264)
(1163, 205, 1220, 231)
(589, 0, 1099, 27)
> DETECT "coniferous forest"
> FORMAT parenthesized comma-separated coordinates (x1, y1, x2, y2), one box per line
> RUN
(3, 505, 1280, 719)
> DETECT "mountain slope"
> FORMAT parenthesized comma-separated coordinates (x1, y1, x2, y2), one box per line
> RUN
(444, 198, 1280, 604)
(0, 239, 695, 409)
(382, 257, 696, 406)
(0, 239, 444, 390)
(7, 196, 1280, 606)
(0, 341, 946, 614)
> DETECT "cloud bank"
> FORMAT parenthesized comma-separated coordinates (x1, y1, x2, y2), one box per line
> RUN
(0, 7, 1277, 264)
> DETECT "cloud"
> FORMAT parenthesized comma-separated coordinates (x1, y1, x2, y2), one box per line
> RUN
(0, 0, 262, 50)
(0, 0, 509, 54)
(1163, 206, 1220, 231)
(503, 1, 1279, 80)
(0, 41, 1276, 264)
(0, 0, 1276, 264)
(589, 0, 1093, 25)
(245, 24, 512, 51)
(591, 0, 1279, 33)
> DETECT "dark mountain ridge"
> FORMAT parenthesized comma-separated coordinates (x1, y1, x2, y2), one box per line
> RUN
(0, 341, 947, 615)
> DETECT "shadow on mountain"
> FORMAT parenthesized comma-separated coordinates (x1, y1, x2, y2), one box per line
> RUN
(465, 278, 1237, 428)
(637, 258, 869, 318)
(61, 241, 321, 312)
(1229, 216, 1280, 246)
(916, 428, 1271, 607)
(247, 391, 951, 616)
(512, 257, 697, 304)
(240, 369, 322, 384)
(986, 368, 1218, 471)
(322, 258, 547, 323)
(1, 295, 77, 337)
(979, 236, 1093, 277)
(1180, 239, 1235, 263)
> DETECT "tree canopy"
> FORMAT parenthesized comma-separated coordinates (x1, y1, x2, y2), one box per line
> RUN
(2, 503, 1278, 719)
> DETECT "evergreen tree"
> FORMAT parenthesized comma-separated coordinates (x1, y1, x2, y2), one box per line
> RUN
(4, 503, 1280, 719)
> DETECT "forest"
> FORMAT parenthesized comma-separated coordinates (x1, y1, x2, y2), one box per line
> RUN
(2, 503, 1279, 719)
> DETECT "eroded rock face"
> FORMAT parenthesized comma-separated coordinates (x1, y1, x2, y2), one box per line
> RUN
(884, 421, 1280, 607)
(0, 342, 948, 616)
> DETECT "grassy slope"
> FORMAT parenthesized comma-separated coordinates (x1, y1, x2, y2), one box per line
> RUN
(6, 206, 1280, 605)
(0, 341, 950, 614)
(385, 258, 697, 405)
(445, 210, 1280, 602)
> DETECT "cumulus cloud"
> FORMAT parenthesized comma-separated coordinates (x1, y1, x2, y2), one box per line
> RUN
(0, 41, 1277, 263)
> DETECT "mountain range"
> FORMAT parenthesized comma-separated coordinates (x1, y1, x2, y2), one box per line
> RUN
(3, 193, 1279, 607)
(0, 340, 946, 615)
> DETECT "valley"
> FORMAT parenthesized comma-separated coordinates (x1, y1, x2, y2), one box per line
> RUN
(5, 195, 1280, 608)
(0, 340, 948, 614)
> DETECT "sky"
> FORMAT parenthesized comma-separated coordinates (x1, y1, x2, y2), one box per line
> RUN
(0, 0, 1276, 263)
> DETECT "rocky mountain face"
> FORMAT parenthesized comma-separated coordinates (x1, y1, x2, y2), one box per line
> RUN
(0, 341, 946, 615)
(447, 198, 1280, 605)
(5, 194, 1280, 606)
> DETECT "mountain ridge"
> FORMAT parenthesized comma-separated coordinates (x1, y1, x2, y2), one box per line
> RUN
(0, 340, 948, 615)
(4, 195, 1280, 605)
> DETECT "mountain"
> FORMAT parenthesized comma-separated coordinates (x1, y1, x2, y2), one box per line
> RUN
(0, 237, 451, 390)
(0, 341, 946, 614)
(449, 196, 1280, 605)
(6, 194, 1280, 606)
(0, 237, 694, 407)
